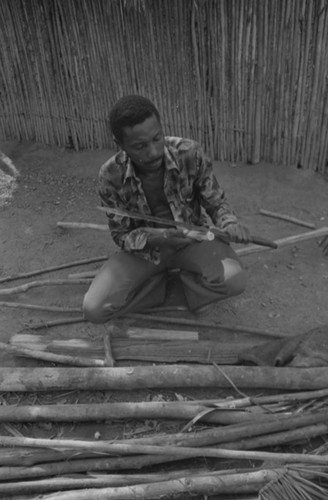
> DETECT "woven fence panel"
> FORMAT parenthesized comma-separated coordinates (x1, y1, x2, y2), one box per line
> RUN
(0, 0, 327, 171)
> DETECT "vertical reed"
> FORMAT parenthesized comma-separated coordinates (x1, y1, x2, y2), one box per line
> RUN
(0, 0, 327, 172)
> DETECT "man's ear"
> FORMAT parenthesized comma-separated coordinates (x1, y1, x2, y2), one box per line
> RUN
(113, 136, 121, 150)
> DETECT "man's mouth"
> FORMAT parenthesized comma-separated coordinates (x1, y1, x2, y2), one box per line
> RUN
(147, 157, 163, 167)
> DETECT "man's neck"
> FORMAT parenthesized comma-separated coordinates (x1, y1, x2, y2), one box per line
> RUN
(134, 161, 164, 178)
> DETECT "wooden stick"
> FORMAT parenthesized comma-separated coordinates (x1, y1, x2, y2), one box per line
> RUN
(57, 221, 108, 231)
(0, 469, 280, 499)
(122, 408, 328, 448)
(0, 400, 269, 425)
(125, 327, 199, 341)
(68, 271, 98, 279)
(22, 313, 284, 339)
(0, 454, 179, 481)
(223, 423, 328, 450)
(97, 206, 278, 249)
(0, 279, 91, 296)
(1, 366, 328, 392)
(30, 317, 87, 329)
(1, 434, 328, 466)
(0, 341, 104, 367)
(0, 468, 213, 496)
(103, 325, 115, 367)
(237, 226, 328, 256)
(126, 313, 285, 338)
(0, 256, 108, 284)
(0, 302, 82, 313)
(259, 209, 316, 229)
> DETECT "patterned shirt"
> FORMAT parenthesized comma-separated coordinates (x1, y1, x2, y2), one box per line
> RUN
(99, 136, 238, 264)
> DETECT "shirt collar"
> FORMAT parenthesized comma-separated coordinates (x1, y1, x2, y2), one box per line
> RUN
(122, 141, 179, 184)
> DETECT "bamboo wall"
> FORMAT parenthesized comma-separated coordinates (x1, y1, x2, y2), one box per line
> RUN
(0, 0, 327, 171)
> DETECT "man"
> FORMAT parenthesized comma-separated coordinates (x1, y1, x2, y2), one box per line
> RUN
(83, 95, 250, 323)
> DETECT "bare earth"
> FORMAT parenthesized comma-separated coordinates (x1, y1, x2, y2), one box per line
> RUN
(0, 138, 328, 447)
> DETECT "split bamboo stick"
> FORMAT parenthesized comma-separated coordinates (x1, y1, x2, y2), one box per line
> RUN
(1, 366, 328, 392)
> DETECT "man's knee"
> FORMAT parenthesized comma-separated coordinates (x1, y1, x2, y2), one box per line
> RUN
(82, 292, 108, 324)
(222, 258, 247, 297)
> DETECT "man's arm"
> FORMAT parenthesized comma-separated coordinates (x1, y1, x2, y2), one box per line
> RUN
(99, 166, 194, 252)
(194, 146, 251, 243)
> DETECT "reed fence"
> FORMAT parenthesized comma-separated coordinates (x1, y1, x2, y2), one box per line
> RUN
(0, 0, 327, 172)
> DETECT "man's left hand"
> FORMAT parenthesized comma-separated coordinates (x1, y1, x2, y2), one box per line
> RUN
(224, 223, 251, 244)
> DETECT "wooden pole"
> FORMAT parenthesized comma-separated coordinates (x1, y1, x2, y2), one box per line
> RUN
(0, 279, 91, 296)
(0, 256, 108, 284)
(1, 366, 328, 391)
(2, 469, 279, 499)
(237, 227, 328, 256)
(0, 341, 104, 367)
(1, 434, 328, 466)
(0, 400, 266, 425)
(259, 209, 316, 229)
(0, 468, 213, 496)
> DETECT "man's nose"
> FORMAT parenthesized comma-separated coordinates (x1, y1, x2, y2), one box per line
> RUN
(147, 143, 159, 160)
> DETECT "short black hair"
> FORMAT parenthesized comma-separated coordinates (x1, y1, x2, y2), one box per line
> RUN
(109, 95, 161, 143)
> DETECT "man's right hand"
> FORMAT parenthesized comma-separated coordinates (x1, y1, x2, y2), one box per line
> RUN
(147, 228, 193, 249)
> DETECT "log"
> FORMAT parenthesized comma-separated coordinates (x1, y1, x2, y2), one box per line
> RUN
(1, 365, 328, 392)
(259, 208, 316, 229)
(237, 226, 328, 256)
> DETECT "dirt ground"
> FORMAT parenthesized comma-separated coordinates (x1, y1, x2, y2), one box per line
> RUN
(0, 139, 328, 491)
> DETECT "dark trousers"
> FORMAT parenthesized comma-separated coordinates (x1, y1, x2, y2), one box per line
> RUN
(83, 239, 246, 323)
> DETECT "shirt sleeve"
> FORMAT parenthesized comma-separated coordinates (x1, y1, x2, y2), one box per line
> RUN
(194, 146, 238, 228)
(98, 168, 149, 252)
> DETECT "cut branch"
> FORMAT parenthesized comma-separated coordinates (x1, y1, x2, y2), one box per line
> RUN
(1, 365, 328, 391)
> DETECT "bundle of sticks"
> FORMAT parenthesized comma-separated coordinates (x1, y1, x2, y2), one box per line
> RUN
(1, 389, 328, 498)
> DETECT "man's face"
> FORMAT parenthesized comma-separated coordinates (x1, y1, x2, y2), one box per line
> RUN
(119, 114, 165, 172)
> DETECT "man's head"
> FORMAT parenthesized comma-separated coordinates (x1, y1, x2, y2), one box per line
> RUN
(109, 95, 165, 172)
